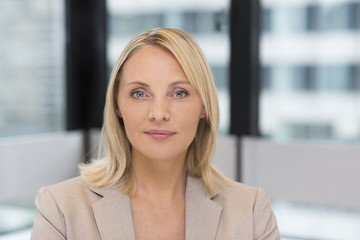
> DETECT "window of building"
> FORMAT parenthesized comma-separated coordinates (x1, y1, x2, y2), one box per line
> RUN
(287, 123, 333, 139)
(305, 5, 320, 31)
(293, 66, 317, 91)
(259, 0, 360, 142)
(0, 0, 65, 137)
(260, 66, 272, 90)
(348, 65, 360, 90)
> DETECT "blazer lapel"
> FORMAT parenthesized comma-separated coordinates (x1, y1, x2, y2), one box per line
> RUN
(89, 176, 222, 240)
(90, 186, 136, 240)
(185, 176, 223, 240)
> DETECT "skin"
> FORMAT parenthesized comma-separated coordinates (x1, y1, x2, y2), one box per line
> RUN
(117, 45, 205, 240)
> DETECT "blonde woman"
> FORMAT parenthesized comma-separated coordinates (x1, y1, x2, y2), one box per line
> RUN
(31, 28, 280, 240)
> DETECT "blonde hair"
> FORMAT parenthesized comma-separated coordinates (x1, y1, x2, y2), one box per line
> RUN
(80, 28, 229, 196)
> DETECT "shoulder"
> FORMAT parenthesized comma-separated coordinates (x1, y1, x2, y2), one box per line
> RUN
(215, 180, 261, 204)
(36, 177, 89, 202)
(215, 181, 273, 218)
(35, 177, 101, 215)
(33, 177, 92, 237)
(41, 176, 87, 193)
(215, 180, 275, 217)
(213, 180, 272, 220)
(214, 180, 280, 239)
(32, 178, 110, 238)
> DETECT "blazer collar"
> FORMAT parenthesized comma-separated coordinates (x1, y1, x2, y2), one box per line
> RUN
(185, 176, 223, 240)
(89, 175, 223, 240)
(90, 185, 135, 239)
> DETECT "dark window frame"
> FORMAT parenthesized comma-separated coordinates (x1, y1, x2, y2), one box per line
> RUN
(65, 0, 107, 131)
(229, 0, 260, 137)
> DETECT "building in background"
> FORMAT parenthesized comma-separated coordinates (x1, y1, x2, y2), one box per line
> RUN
(0, 0, 65, 137)
(260, 0, 360, 141)
(1, 0, 359, 142)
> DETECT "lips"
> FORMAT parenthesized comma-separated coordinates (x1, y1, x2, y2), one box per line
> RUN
(145, 129, 175, 140)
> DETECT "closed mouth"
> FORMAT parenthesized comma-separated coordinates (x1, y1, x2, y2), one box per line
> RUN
(145, 129, 175, 135)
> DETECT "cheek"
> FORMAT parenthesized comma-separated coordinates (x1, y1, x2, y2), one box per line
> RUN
(119, 101, 146, 121)
(121, 117, 141, 149)
(176, 104, 203, 131)
(118, 105, 143, 139)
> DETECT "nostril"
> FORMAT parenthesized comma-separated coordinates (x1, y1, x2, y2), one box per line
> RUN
(149, 110, 170, 121)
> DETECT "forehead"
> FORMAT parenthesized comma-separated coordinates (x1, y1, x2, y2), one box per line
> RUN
(120, 45, 189, 84)
(125, 45, 177, 68)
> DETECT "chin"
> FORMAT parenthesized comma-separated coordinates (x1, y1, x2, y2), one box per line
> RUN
(137, 147, 187, 162)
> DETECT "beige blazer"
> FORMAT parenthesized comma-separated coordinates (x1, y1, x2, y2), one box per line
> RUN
(31, 175, 280, 240)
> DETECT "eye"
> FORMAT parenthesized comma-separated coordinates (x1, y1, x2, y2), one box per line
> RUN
(131, 91, 146, 99)
(173, 90, 188, 99)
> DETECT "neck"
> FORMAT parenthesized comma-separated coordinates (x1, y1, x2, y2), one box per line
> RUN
(131, 151, 187, 200)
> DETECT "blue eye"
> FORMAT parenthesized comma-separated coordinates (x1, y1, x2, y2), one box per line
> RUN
(132, 91, 146, 99)
(174, 91, 188, 98)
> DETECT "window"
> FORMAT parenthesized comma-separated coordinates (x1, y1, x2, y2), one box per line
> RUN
(0, 0, 65, 137)
(287, 123, 333, 139)
(348, 65, 360, 90)
(260, 0, 360, 142)
(348, 2, 360, 29)
(260, 66, 272, 90)
(292, 66, 316, 91)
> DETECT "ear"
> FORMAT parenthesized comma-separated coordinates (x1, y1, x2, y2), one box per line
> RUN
(116, 109, 122, 118)
(200, 107, 206, 119)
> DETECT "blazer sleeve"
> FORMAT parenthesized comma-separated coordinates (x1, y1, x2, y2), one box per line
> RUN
(31, 187, 66, 240)
(253, 188, 280, 240)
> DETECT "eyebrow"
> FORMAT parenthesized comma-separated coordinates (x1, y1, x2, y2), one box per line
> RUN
(169, 80, 191, 87)
(127, 80, 191, 88)
(127, 81, 149, 87)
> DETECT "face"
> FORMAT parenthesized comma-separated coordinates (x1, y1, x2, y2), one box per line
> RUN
(117, 45, 206, 163)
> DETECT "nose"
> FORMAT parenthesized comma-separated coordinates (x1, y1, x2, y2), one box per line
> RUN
(149, 98, 170, 121)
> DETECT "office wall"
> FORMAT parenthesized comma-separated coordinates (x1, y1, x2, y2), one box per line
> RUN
(242, 137, 360, 209)
(0, 131, 82, 203)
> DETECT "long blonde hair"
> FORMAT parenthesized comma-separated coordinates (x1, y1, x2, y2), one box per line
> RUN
(80, 28, 229, 196)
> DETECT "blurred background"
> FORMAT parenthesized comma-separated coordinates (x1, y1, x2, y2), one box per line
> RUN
(1, 0, 360, 239)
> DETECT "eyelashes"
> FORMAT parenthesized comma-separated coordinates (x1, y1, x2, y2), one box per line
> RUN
(173, 90, 189, 98)
(130, 90, 147, 99)
(130, 88, 190, 100)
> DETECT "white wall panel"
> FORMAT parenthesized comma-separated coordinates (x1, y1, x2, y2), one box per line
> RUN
(0, 131, 83, 203)
(241, 137, 360, 209)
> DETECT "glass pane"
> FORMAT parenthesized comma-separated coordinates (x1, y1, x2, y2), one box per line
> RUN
(0, 0, 65, 137)
(260, 0, 360, 142)
(107, 0, 230, 134)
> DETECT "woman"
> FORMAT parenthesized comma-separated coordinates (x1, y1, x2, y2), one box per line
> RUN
(31, 28, 280, 240)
